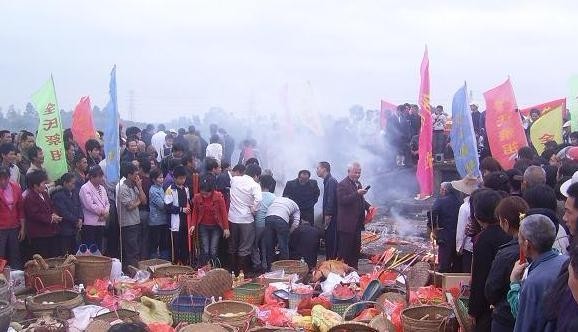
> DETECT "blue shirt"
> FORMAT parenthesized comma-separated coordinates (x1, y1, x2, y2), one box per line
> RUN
(255, 192, 275, 227)
(511, 250, 568, 332)
(149, 184, 167, 226)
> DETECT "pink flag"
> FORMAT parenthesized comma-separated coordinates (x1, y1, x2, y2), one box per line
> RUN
(416, 47, 433, 198)
(483, 79, 528, 169)
(72, 96, 97, 153)
(380, 100, 397, 129)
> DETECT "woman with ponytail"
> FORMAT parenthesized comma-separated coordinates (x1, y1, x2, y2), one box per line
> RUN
(51, 172, 83, 254)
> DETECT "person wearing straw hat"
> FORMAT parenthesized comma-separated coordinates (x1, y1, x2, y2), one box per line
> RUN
(452, 175, 479, 273)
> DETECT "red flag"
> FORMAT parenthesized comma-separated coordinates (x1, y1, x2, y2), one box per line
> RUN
(380, 100, 397, 129)
(484, 78, 527, 169)
(416, 47, 433, 198)
(519, 98, 566, 117)
(72, 96, 97, 154)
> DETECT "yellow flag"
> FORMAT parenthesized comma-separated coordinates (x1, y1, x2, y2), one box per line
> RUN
(530, 103, 563, 155)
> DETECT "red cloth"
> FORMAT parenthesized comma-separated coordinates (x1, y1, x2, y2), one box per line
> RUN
(519, 98, 566, 117)
(416, 47, 433, 198)
(484, 78, 528, 169)
(190, 191, 229, 230)
(23, 190, 59, 238)
(0, 181, 23, 229)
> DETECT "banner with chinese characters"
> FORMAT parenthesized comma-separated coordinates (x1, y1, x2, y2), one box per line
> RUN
(31, 77, 68, 181)
(529, 99, 564, 154)
(103, 65, 120, 183)
(484, 78, 528, 169)
(416, 47, 433, 198)
(569, 76, 578, 131)
(450, 83, 480, 177)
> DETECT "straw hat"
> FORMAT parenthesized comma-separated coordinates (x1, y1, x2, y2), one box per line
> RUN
(451, 175, 479, 195)
(563, 121, 571, 128)
(560, 171, 578, 197)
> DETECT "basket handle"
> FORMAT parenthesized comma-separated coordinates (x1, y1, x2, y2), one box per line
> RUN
(62, 269, 74, 289)
(342, 300, 384, 321)
(33, 276, 45, 293)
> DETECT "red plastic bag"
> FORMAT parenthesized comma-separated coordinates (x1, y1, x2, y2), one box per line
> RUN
(258, 304, 290, 327)
(265, 286, 285, 306)
(148, 323, 175, 332)
(391, 302, 405, 332)
(416, 285, 443, 303)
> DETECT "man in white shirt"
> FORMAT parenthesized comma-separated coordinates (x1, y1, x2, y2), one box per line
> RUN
(264, 196, 300, 270)
(151, 124, 167, 162)
(206, 134, 223, 165)
(229, 163, 262, 274)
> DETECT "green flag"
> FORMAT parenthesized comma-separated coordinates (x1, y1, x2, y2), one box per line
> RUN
(31, 77, 68, 181)
(570, 75, 578, 131)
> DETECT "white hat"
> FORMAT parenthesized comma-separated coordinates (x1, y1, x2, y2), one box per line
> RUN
(563, 121, 571, 128)
(450, 175, 479, 195)
(560, 170, 578, 197)
(169, 128, 177, 134)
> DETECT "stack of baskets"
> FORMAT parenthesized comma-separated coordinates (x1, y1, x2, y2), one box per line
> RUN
(170, 295, 208, 324)
(137, 258, 172, 273)
(232, 283, 265, 305)
(270, 260, 308, 282)
(75, 255, 112, 286)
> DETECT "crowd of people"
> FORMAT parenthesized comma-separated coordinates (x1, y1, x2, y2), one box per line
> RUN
(0, 124, 374, 278)
(428, 141, 578, 330)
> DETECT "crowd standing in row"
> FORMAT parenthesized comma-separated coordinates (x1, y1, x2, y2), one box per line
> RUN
(0, 125, 373, 278)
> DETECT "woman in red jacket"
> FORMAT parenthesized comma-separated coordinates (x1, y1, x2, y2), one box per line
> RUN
(23, 170, 62, 258)
(0, 166, 25, 269)
(188, 174, 229, 266)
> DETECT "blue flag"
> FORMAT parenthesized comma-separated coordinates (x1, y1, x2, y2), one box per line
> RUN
(450, 83, 480, 177)
(103, 65, 120, 182)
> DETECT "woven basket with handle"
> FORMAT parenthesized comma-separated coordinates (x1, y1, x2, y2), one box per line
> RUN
(25, 257, 76, 291)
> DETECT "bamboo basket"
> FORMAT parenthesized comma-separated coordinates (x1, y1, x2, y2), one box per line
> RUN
(204, 300, 256, 330)
(74, 255, 112, 286)
(271, 260, 308, 281)
(25, 257, 76, 291)
(26, 290, 84, 317)
(401, 305, 454, 332)
(183, 268, 233, 298)
(153, 265, 195, 278)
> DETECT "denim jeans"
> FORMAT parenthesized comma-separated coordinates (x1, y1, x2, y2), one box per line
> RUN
(265, 215, 290, 270)
(198, 224, 221, 266)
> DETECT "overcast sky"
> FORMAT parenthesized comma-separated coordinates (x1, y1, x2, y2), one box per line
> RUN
(1, 0, 576, 122)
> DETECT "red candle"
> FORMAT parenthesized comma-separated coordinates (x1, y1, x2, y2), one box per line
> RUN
(519, 246, 526, 263)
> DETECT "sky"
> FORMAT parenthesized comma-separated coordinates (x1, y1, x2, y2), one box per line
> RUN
(1, 0, 577, 123)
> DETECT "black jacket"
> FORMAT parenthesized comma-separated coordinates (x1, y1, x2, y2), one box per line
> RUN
(322, 174, 338, 217)
(469, 224, 511, 318)
(485, 237, 518, 328)
(51, 187, 83, 236)
(282, 179, 320, 213)
(429, 192, 461, 244)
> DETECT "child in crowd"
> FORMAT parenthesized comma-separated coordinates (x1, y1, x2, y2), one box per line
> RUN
(165, 166, 190, 264)
(189, 174, 229, 266)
